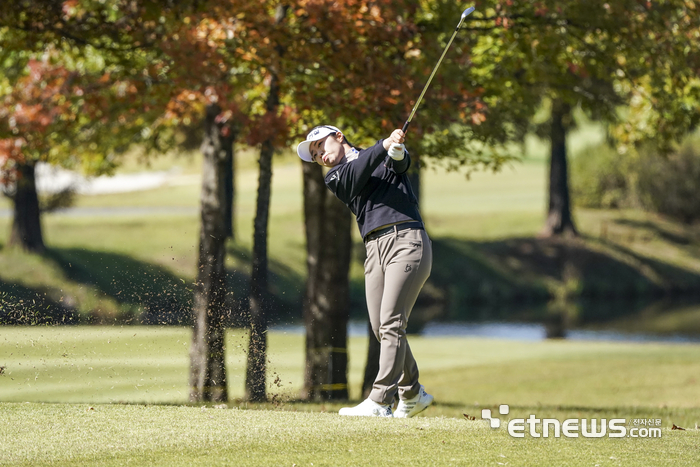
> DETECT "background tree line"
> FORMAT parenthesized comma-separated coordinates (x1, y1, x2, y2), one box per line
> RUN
(1, 0, 697, 402)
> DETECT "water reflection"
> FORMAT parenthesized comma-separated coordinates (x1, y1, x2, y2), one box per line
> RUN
(269, 319, 700, 343)
(417, 297, 700, 342)
(271, 298, 700, 343)
(419, 322, 700, 343)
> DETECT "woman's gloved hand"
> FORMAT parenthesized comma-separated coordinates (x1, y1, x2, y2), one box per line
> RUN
(388, 143, 405, 160)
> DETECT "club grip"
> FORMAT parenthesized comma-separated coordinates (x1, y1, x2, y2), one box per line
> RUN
(401, 121, 410, 134)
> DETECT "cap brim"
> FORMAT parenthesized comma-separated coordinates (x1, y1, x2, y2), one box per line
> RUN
(296, 140, 314, 162)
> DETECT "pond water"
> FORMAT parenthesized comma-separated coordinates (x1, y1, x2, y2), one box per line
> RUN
(269, 321, 700, 343)
(270, 298, 700, 343)
(418, 322, 700, 343)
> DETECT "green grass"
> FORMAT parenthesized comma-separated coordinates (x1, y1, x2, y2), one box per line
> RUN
(2, 403, 697, 466)
(3, 327, 700, 412)
(1, 327, 699, 466)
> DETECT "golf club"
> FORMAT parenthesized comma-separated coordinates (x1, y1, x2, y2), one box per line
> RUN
(401, 6, 475, 134)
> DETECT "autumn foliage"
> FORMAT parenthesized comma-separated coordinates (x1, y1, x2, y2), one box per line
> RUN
(1, 0, 697, 172)
(1, 1, 501, 180)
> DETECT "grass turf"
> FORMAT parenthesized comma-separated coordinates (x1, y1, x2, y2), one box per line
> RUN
(2, 403, 698, 467)
(1, 326, 699, 466)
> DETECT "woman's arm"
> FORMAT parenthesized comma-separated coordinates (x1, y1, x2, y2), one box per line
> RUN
(325, 140, 389, 203)
(387, 148, 411, 175)
(326, 129, 407, 203)
(383, 128, 410, 174)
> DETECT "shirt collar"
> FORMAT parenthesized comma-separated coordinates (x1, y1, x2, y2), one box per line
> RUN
(345, 147, 360, 162)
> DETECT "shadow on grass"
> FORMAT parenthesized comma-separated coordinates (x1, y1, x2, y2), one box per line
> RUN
(45, 248, 193, 325)
(230, 235, 700, 329)
(46, 243, 303, 326)
(225, 242, 305, 325)
(3, 233, 700, 328)
(592, 237, 700, 294)
(0, 277, 78, 325)
(408, 236, 700, 325)
(1, 241, 304, 326)
(613, 218, 696, 247)
(0, 240, 78, 325)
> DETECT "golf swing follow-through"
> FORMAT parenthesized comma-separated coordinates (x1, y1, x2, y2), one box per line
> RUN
(401, 6, 475, 135)
(296, 6, 475, 418)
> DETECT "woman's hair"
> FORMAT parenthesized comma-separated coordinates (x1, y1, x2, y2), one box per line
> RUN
(340, 133, 362, 151)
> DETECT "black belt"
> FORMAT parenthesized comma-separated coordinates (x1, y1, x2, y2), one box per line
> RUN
(364, 221, 423, 242)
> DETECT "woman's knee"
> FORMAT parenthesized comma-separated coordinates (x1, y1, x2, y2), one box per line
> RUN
(378, 316, 406, 340)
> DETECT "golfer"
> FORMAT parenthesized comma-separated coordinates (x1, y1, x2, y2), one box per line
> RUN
(297, 125, 433, 418)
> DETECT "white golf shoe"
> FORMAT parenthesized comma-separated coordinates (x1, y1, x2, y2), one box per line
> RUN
(338, 398, 393, 417)
(394, 385, 434, 418)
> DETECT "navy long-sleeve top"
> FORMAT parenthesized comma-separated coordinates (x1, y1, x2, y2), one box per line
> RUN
(325, 139, 423, 239)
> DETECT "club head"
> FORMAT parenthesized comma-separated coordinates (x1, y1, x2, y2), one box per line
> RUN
(461, 6, 475, 19)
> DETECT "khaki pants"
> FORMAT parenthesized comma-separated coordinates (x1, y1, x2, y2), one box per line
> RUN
(364, 227, 432, 405)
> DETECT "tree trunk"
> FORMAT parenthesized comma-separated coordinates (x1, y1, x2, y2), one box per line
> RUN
(224, 145, 235, 240)
(189, 103, 234, 403)
(245, 2, 289, 403)
(301, 162, 352, 401)
(8, 161, 45, 254)
(245, 137, 273, 402)
(541, 99, 577, 237)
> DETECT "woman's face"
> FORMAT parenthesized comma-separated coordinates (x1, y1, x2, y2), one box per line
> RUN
(309, 132, 345, 167)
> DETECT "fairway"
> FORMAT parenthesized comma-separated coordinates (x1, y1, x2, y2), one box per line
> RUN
(1, 327, 699, 466)
(2, 403, 698, 467)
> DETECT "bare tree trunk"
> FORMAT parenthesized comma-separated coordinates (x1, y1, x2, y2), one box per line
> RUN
(224, 145, 235, 240)
(8, 161, 45, 254)
(245, 6, 289, 402)
(541, 99, 577, 237)
(189, 103, 234, 403)
(245, 136, 273, 402)
(301, 162, 352, 401)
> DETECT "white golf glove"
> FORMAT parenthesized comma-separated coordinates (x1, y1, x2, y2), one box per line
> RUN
(388, 143, 405, 161)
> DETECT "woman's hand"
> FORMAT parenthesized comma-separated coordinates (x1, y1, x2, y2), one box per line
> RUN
(383, 129, 405, 151)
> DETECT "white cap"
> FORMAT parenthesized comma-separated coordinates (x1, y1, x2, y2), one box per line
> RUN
(296, 125, 342, 162)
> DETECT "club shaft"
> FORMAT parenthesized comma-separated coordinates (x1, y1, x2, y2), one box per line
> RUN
(402, 7, 474, 134)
